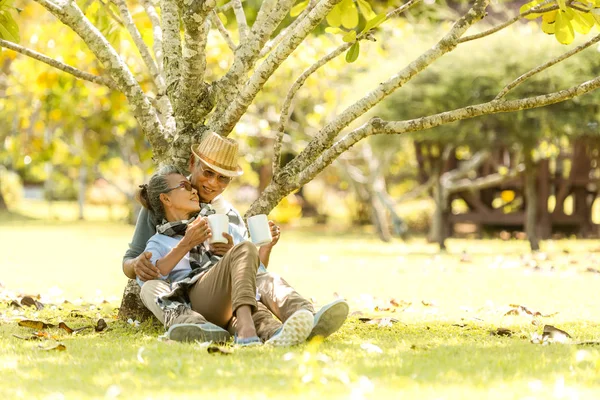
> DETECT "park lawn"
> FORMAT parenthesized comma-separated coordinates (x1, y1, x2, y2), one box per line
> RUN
(2, 214, 600, 398)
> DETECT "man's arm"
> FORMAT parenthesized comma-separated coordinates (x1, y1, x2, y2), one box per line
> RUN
(122, 207, 160, 280)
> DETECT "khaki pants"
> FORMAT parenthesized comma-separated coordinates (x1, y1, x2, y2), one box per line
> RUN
(138, 244, 315, 340)
(139, 279, 171, 325)
(188, 241, 259, 328)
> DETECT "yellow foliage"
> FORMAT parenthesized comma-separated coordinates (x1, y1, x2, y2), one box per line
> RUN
(269, 195, 302, 224)
(501, 190, 515, 203)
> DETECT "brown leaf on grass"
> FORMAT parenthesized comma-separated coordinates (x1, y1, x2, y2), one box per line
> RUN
(58, 322, 73, 334)
(374, 306, 394, 312)
(18, 320, 55, 329)
(207, 345, 233, 355)
(8, 300, 22, 308)
(542, 325, 572, 342)
(490, 328, 513, 337)
(422, 300, 438, 307)
(585, 267, 600, 274)
(69, 311, 85, 318)
(38, 343, 66, 351)
(576, 341, 600, 346)
(12, 334, 43, 341)
(505, 304, 558, 318)
(390, 299, 411, 311)
(358, 317, 398, 327)
(21, 296, 44, 310)
(95, 319, 107, 332)
(73, 326, 93, 335)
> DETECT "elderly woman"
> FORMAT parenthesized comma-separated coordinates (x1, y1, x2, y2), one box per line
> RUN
(136, 165, 314, 346)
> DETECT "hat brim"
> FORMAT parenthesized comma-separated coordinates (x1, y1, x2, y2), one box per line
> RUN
(191, 144, 243, 178)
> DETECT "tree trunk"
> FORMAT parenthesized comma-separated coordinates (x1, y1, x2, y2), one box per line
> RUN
(0, 179, 7, 210)
(429, 168, 447, 250)
(370, 194, 392, 242)
(78, 164, 87, 220)
(245, 180, 291, 218)
(524, 148, 540, 251)
(117, 280, 160, 323)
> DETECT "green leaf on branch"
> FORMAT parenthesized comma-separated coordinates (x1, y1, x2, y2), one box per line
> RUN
(340, 0, 359, 29)
(326, 3, 342, 27)
(325, 27, 345, 35)
(291, 0, 308, 17)
(342, 30, 356, 43)
(555, 10, 574, 44)
(345, 41, 360, 63)
(362, 13, 387, 33)
(356, 0, 376, 20)
(0, 8, 20, 43)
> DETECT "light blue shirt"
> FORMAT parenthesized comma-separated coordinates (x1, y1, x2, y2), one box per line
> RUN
(137, 222, 265, 287)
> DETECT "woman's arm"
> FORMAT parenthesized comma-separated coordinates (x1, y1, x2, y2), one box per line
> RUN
(155, 217, 212, 276)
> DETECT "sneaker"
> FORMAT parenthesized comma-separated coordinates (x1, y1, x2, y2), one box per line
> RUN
(307, 299, 349, 340)
(233, 334, 263, 347)
(164, 304, 206, 327)
(266, 309, 313, 347)
(167, 323, 231, 343)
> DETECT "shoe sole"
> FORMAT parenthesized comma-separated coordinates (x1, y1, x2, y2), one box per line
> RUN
(168, 324, 231, 343)
(266, 309, 313, 347)
(307, 300, 349, 340)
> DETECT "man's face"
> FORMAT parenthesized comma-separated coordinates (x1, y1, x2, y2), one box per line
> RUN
(189, 158, 231, 203)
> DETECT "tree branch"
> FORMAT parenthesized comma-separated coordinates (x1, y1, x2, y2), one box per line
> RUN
(210, 0, 344, 135)
(0, 39, 118, 90)
(141, 0, 164, 75)
(459, 0, 556, 43)
(280, 0, 490, 185)
(161, 0, 183, 104)
(496, 33, 600, 99)
(209, 0, 297, 122)
(210, 10, 236, 51)
(272, 0, 423, 175)
(232, 0, 248, 43)
(258, 0, 317, 59)
(273, 43, 351, 175)
(296, 74, 600, 186)
(112, 0, 165, 92)
(175, 0, 216, 132)
(34, 0, 168, 159)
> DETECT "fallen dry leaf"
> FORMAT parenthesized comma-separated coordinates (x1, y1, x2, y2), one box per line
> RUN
(8, 300, 22, 308)
(505, 304, 558, 318)
(490, 328, 513, 337)
(12, 334, 43, 341)
(358, 317, 398, 327)
(21, 296, 44, 310)
(422, 300, 438, 307)
(542, 325, 571, 343)
(585, 267, 600, 274)
(95, 319, 108, 332)
(18, 320, 55, 330)
(58, 322, 74, 334)
(207, 345, 233, 355)
(38, 343, 66, 351)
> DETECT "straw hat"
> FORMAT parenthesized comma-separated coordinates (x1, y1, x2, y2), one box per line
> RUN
(191, 132, 243, 177)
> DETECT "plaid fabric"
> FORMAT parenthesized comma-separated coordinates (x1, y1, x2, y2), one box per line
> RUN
(155, 203, 222, 278)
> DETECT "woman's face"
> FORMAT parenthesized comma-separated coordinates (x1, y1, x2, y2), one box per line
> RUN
(162, 174, 200, 217)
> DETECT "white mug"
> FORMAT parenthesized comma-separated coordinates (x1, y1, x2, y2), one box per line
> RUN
(247, 214, 272, 247)
(207, 214, 229, 244)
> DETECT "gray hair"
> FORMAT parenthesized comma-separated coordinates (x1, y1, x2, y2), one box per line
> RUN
(136, 165, 182, 221)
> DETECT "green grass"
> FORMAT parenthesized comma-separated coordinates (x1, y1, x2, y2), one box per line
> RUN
(2, 214, 600, 399)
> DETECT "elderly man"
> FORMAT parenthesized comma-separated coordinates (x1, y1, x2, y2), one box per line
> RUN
(123, 132, 348, 344)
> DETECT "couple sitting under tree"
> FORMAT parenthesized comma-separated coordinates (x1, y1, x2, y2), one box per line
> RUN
(122, 132, 349, 346)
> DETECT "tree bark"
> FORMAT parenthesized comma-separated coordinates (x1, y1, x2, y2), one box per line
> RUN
(524, 148, 540, 251)
(429, 167, 447, 250)
(117, 279, 160, 323)
(0, 186, 7, 210)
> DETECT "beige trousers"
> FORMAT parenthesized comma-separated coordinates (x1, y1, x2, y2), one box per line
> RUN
(139, 279, 171, 325)
(187, 241, 259, 328)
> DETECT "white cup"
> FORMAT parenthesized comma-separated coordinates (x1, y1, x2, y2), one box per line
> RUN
(207, 214, 229, 244)
(248, 214, 272, 247)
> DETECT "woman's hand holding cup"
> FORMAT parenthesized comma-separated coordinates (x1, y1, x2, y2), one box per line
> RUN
(182, 217, 211, 249)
